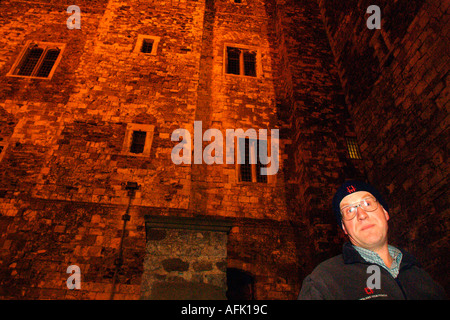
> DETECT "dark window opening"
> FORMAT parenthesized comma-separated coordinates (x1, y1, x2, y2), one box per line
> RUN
(226, 47, 257, 77)
(141, 39, 154, 54)
(16, 46, 43, 76)
(227, 47, 240, 75)
(240, 138, 252, 182)
(239, 138, 268, 183)
(13, 44, 61, 78)
(256, 162, 267, 183)
(36, 49, 60, 77)
(243, 52, 256, 76)
(130, 131, 147, 154)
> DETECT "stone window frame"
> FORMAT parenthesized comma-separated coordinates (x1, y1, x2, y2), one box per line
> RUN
(134, 35, 161, 55)
(233, 131, 276, 184)
(223, 43, 262, 78)
(6, 40, 66, 80)
(121, 123, 155, 157)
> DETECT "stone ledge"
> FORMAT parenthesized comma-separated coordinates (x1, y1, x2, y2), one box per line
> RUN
(144, 215, 233, 233)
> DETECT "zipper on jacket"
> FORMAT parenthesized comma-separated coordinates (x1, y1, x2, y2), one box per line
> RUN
(394, 277, 408, 300)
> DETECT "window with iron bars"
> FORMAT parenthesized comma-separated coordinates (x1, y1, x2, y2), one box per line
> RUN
(238, 138, 267, 183)
(8, 42, 64, 79)
(226, 47, 257, 77)
(140, 39, 154, 54)
(122, 123, 155, 157)
(134, 35, 160, 55)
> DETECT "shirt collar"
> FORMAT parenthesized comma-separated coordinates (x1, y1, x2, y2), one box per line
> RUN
(342, 242, 419, 269)
(352, 244, 403, 277)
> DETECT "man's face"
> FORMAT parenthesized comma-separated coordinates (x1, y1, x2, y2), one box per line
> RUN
(340, 191, 390, 251)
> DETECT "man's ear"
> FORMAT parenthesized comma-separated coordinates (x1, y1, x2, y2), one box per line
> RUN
(341, 222, 348, 235)
(382, 207, 389, 221)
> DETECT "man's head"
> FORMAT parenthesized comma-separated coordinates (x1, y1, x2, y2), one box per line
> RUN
(332, 180, 390, 251)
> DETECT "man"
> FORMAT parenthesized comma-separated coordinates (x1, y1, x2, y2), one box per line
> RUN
(298, 180, 447, 300)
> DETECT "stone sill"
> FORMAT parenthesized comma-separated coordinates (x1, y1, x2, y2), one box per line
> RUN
(145, 215, 233, 233)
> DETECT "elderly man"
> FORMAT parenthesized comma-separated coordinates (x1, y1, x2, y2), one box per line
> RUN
(298, 180, 447, 300)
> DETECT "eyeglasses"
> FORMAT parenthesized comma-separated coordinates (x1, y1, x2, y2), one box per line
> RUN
(340, 197, 378, 221)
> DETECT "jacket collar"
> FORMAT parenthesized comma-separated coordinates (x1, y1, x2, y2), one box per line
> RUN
(342, 242, 420, 269)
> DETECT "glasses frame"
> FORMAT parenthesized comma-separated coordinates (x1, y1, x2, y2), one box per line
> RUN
(340, 197, 378, 221)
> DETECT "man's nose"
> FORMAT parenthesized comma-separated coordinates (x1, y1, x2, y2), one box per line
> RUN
(356, 205, 368, 220)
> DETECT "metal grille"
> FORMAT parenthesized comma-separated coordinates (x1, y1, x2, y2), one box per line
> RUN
(256, 139, 268, 183)
(256, 161, 267, 183)
(130, 131, 147, 154)
(243, 51, 256, 76)
(227, 47, 240, 75)
(36, 49, 60, 77)
(346, 137, 362, 159)
(240, 138, 252, 182)
(16, 47, 43, 76)
(141, 39, 154, 53)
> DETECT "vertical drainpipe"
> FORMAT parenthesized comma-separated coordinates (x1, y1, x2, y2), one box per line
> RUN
(109, 181, 139, 300)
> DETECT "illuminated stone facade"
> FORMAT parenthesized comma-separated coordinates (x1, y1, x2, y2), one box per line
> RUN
(0, 0, 447, 299)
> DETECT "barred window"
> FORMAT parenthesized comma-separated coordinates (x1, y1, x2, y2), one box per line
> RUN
(141, 39, 154, 54)
(8, 42, 64, 79)
(240, 138, 253, 182)
(122, 123, 155, 157)
(226, 46, 258, 77)
(346, 137, 362, 159)
(134, 35, 160, 55)
(243, 52, 256, 77)
(238, 138, 268, 183)
(227, 47, 241, 75)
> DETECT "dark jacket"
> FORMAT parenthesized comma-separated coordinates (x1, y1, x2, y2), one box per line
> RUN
(298, 242, 447, 300)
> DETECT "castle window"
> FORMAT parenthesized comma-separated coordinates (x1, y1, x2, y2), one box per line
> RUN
(238, 138, 267, 183)
(7, 41, 65, 79)
(134, 35, 160, 55)
(346, 136, 362, 159)
(227, 48, 240, 75)
(122, 124, 155, 157)
(140, 39, 154, 54)
(225, 45, 259, 77)
(130, 131, 147, 154)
